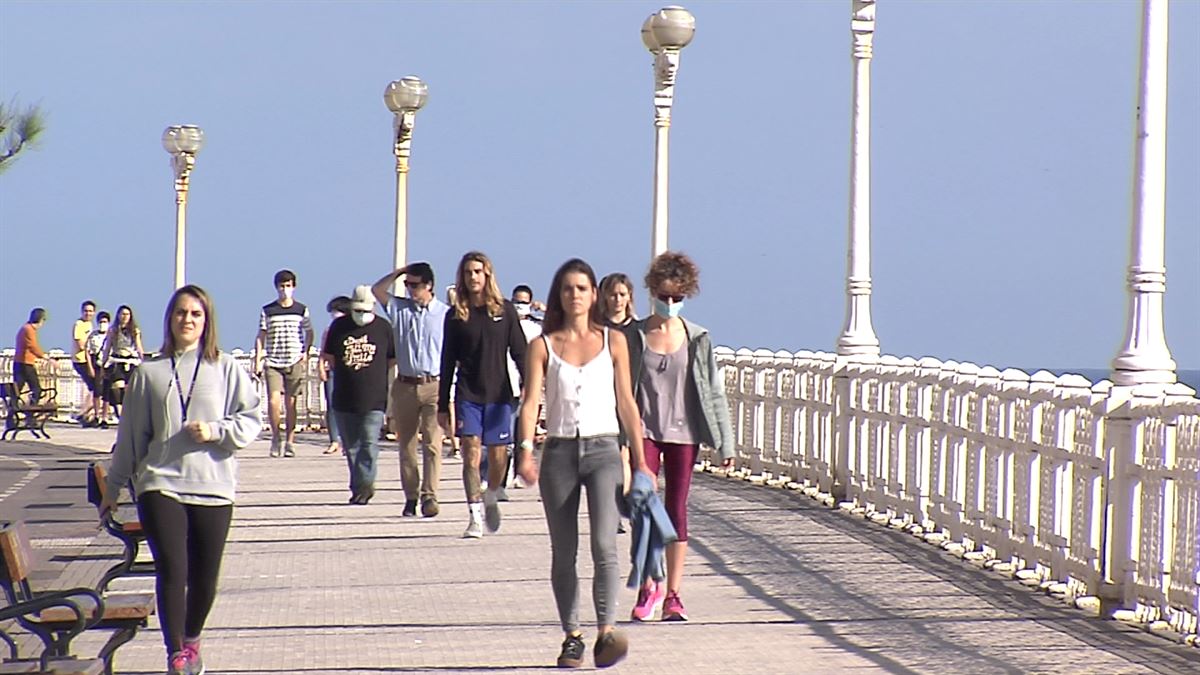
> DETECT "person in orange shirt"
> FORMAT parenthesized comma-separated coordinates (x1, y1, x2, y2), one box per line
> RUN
(14, 308, 49, 403)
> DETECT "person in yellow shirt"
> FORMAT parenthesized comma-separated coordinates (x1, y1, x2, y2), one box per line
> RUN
(73, 300, 98, 426)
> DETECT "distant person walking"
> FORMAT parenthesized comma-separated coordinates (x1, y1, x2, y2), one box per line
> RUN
(599, 273, 636, 329)
(85, 312, 113, 427)
(515, 258, 649, 669)
(322, 285, 395, 505)
(624, 252, 734, 622)
(318, 296, 351, 456)
(438, 251, 528, 539)
(72, 300, 98, 425)
(100, 305, 145, 421)
(100, 285, 262, 675)
(372, 262, 449, 518)
(255, 269, 314, 458)
(13, 308, 49, 403)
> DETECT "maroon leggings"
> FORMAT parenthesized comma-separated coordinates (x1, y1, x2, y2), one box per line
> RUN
(641, 439, 698, 541)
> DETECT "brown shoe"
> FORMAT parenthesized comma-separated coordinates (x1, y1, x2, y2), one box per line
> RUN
(593, 630, 628, 668)
(421, 496, 440, 518)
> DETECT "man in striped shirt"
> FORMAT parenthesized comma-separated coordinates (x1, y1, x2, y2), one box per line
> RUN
(255, 269, 314, 457)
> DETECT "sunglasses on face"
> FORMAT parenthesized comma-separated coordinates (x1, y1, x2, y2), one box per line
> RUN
(404, 281, 426, 288)
(656, 293, 685, 303)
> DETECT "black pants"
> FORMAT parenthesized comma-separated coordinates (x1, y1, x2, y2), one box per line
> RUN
(137, 491, 233, 653)
(13, 363, 40, 402)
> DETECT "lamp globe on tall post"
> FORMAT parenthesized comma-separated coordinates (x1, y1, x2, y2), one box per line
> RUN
(384, 76, 428, 291)
(162, 124, 204, 290)
(643, 5, 695, 260)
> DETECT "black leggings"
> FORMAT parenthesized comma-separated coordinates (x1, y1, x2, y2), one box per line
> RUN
(137, 491, 233, 653)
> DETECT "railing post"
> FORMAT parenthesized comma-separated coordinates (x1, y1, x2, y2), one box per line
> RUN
(1099, 386, 1140, 616)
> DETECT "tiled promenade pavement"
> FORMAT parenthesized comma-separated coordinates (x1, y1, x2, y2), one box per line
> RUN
(20, 429, 1200, 674)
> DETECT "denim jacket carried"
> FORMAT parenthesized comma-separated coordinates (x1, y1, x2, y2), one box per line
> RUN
(626, 471, 678, 588)
(622, 317, 735, 459)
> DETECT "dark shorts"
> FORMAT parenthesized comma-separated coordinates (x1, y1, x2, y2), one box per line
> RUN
(72, 361, 96, 393)
(456, 400, 514, 446)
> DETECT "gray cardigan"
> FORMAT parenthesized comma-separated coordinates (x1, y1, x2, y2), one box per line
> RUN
(624, 317, 734, 459)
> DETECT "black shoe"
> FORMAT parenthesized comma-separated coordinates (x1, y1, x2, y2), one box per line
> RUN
(349, 492, 362, 505)
(557, 633, 586, 668)
(360, 484, 375, 504)
(402, 499, 418, 517)
(593, 630, 628, 669)
(99, 421, 110, 429)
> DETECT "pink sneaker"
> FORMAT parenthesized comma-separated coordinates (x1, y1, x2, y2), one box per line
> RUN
(630, 580, 666, 621)
(662, 591, 689, 621)
(182, 639, 205, 675)
(167, 651, 189, 675)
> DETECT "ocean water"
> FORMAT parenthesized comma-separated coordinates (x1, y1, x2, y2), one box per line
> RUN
(1018, 367, 1200, 392)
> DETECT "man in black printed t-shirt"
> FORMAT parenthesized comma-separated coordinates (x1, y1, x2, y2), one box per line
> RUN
(322, 285, 395, 504)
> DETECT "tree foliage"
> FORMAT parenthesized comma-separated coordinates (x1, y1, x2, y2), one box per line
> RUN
(0, 100, 46, 174)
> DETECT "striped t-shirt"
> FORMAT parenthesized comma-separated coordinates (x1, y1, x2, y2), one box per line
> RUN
(259, 301, 312, 368)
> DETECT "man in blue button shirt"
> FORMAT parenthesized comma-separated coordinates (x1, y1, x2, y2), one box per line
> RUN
(372, 262, 450, 518)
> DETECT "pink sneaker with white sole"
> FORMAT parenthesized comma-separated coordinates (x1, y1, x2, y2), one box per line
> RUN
(630, 580, 666, 621)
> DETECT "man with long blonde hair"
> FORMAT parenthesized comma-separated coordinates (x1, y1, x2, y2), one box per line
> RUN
(438, 251, 529, 538)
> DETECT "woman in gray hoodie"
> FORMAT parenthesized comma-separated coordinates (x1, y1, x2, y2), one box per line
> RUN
(101, 285, 262, 675)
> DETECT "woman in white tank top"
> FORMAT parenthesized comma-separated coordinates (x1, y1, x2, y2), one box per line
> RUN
(516, 258, 651, 670)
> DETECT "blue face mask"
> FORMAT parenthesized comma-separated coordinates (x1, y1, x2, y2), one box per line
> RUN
(652, 297, 684, 319)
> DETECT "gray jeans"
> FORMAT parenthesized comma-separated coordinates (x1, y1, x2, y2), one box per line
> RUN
(539, 435, 624, 632)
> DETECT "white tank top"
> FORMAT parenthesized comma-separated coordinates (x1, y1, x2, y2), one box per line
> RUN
(543, 328, 620, 439)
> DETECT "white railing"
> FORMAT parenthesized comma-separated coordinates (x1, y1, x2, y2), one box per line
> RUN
(0, 350, 332, 431)
(709, 346, 1200, 642)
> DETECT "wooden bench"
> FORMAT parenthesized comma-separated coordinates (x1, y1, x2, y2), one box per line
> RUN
(0, 521, 154, 675)
(85, 464, 152, 593)
(0, 382, 58, 441)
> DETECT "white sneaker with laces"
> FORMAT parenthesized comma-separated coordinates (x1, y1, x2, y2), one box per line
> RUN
(463, 502, 485, 539)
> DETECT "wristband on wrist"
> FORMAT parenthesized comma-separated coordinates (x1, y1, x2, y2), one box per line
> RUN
(518, 439, 534, 452)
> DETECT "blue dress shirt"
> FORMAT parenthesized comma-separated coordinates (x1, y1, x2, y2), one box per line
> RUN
(386, 296, 449, 378)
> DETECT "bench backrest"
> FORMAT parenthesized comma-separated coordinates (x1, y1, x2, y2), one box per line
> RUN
(89, 462, 109, 507)
(0, 521, 34, 601)
(0, 382, 18, 407)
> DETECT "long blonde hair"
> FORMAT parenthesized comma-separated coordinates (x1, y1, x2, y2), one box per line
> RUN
(453, 251, 505, 321)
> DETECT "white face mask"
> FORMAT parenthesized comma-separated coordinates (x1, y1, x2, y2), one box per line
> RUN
(280, 287, 295, 301)
(652, 297, 684, 319)
(351, 310, 375, 326)
(98, 322, 109, 333)
(513, 302, 532, 318)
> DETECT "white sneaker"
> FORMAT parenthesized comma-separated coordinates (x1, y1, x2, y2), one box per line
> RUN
(495, 486, 510, 502)
(463, 503, 484, 539)
(483, 489, 502, 532)
(269, 438, 282, 458)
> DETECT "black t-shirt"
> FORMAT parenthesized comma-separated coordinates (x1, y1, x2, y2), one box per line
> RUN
(322, 315, 395, 414)
(438, 300, 527, 411)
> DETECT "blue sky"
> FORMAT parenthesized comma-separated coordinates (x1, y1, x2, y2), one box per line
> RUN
(1, 1, 1197, 371)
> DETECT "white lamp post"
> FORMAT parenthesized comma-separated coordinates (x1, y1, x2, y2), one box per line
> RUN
(1111, 0, 1177, 387)
(163, 125, 204, 290)
(642, 6, 695, 259)
(384, 76, 428, 292)
(836, 0, 880, 359)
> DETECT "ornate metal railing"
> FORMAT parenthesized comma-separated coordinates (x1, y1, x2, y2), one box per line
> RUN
(707, 347, 1199, 642)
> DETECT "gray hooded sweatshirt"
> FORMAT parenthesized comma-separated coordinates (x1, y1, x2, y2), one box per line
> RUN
(107, 348, 262, 502)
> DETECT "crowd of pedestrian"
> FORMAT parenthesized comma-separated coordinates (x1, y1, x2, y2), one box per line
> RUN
(9, 249, 734, 673)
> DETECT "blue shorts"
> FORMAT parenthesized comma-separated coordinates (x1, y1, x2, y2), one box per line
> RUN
(456, 400, 515, 446)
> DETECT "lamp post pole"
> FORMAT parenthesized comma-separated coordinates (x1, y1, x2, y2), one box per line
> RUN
(1111, 0, 1176, 387)
(384, 77, 428, 296)
(836, 0, 881, 359)
(163, 125, 204, 290)
(642, 6, 695, 260)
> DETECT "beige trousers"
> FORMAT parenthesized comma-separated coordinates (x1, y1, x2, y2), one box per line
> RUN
(390, 379, 442, 500)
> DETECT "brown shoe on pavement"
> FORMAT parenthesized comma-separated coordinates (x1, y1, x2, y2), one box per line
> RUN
(421, 497, 440, 518)
(593, 630, 628, 668)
